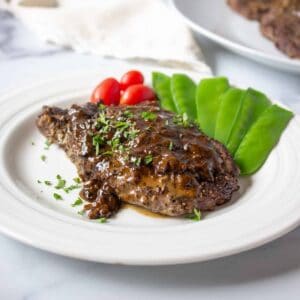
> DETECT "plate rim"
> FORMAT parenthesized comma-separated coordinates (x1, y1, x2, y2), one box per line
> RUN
(170, 0, 300, 72)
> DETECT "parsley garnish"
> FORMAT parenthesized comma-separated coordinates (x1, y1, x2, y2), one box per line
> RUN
(40, 155, 46, 162)
(55, 175, 66, 189)
(102, 151, 113, 156)
(44, 139, 51, 150)
(97, 217, 107, 223)
(144, 154, 153, 165)
(97, 112, 109, 126)
(37, 180, 42, 184)
(31, 141, 35, 146)
(92, 135, 105, 155)
(107, 137, 121, 150)
(173, 113, 191, 128)
(123, 110, 133, 118)
(188, 208, 201, 221)
(64, 184, 81, 193)
(98, 103, 106, 110)
(44, 180, 52, 186)
(73, 177, 81, 184)
(53, 193, 63, 200)
(71, 197, 83, 207)
(141, 111, 157, 121)
(77, 210, 84, 216)
(131, 156, 141, 167)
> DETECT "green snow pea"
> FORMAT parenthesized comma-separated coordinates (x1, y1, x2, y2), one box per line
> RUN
(152, 72, 177, 113)
(226, 88, 271, 155)
(234, 104, 293, 175)
(214, 88, 246, 146)
(196, 77, 230, 137)
(171, 74, 197, 120)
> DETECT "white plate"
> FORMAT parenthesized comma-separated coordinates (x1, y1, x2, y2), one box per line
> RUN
(171, 0, 300, 73)
(0, 63, 299, 266)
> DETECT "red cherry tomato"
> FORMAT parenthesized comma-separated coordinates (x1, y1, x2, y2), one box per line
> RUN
(120, 84, 156, 105)
(120, 70, 144, 91)
(90, 78, 120, 105)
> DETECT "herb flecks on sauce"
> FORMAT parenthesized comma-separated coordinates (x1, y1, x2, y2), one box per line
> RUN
(92, 108, 141, 157)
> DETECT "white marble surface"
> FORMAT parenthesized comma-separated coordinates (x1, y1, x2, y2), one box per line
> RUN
(1, 8, 300, 300)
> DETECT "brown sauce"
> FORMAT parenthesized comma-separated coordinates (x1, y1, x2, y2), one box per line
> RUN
(122, 203, 167, 218)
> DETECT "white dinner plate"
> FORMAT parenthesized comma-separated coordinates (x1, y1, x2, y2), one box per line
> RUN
(0, 62, 299, 266)
(171, 0, 300, 73)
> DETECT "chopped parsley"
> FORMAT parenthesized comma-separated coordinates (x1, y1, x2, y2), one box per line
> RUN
(53, 193, 63, 200)
(144, 154, 153, 165)
(169, 141, 173, 151)
(107, 137, 121, 151)
(77, 210, 84, 216)
(102, 151, 113, 156)
(97, 217, 107, 224)
(31, 141, 35, 146)
(124, 128, 139, 140)
(98, 103, 106, 110)
(55, 175, 66, 189)
(188, 208, 201, 221)
(71, 197, 83, 207)
(44, 180, 52, 186)
(173, 113, 191, 128)
(64, 184, 81, 193)
(141, 111, 157, 121)
(91, 109, 140, 156)
(40, 155, 46, 162)
(123, 110, 133, 118)
(131, 156, 141, 167)
(73, 177, 81, 184)
(37, 180, 42, 184)
(44, 139, 51, 150)
(92, 135, 105, 155)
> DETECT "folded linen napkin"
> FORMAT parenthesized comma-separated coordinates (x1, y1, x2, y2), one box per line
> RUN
(2, 0, 211, 74)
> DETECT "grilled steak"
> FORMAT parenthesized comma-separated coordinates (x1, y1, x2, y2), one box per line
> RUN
(260, 0, 300, 58)
(36, 102, 239, 219)
(227, 0, 300, 58)
(227, 0, 282, 20)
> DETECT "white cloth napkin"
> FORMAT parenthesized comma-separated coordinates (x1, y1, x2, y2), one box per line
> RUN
(2, 0, 211, 74)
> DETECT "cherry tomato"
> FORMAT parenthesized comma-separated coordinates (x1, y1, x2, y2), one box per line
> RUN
(90, 78, 120, 105)
(120, 84, 156, 105)
(120, 70, 144, 91)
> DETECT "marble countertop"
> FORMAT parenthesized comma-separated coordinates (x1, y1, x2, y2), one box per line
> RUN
(1, 9, 300, 300)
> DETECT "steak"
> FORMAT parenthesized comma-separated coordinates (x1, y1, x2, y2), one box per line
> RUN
(36, 102, 239, 219)
(227, 0, 300, 58)
(260, 0, 300, 58)
(227, 0, 282, 20)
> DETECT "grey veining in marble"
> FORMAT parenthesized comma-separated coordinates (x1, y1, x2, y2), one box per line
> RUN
(0, 8, 300, 300)
(0, 9, 66, 60)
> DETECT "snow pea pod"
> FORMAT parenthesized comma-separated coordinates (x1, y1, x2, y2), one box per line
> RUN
(152, 72, 177, 113)
(196, 77, 229, 137)
(234, 104, 293, 175)
(171, 74, 197, 120)
(214, 88, 246, 146)
(226, 88, 271, 155)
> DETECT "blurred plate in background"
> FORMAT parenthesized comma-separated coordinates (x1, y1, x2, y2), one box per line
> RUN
(171, 0, 300, 73)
